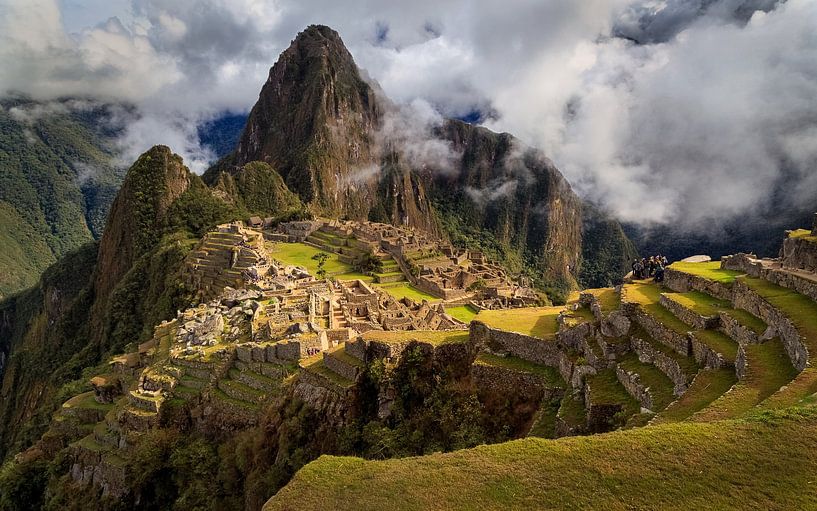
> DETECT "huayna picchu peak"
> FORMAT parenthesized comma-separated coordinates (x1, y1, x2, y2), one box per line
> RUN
(1, 13, 816, 511)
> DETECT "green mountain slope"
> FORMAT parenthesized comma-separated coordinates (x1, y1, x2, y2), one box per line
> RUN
(267, 408, 817, 511)
(0, 98, 123, 297)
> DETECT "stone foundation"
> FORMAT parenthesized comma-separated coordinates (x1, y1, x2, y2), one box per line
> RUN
(665, 268, 733, 301)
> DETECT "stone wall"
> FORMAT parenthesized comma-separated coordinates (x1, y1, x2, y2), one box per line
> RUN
(630, 335, 689, 395)
(471, 364, 564, 404)
(583, 383, 623, 434)
(659, 295, 719, 330)
(721, 253, 763, 277)
(762, 267, 817, 304)
(718, 311, 761, 345)
(664, 268, 733, 301)
(781, 236, 817, 273)
(688, 332, 731, 370)
(615, 366, 653, 411)
(632, 308, 691, 357)
(470, 321, 574, 384)
(733, 280, 809, 371)
(323, 352, 360, 382)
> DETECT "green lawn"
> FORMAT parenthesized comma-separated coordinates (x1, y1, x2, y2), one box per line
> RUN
(618, 353, 675, 411)
(266, 408, 817, 511)
(668, 261, 742, 284)
(653, 368, 737, 423)
(474, 353, 564, 386)
(692, 340, 797, 422)
(374, 282, 438, 302)
(586, 368, 640, 418)
(446, 305, 479, 324)
(267, 242, 368, 280)
(476, 307, 563, 339)
(361, 329, 469, 346)
(586, 287, 620, 313)
(623, 283, 691, 335)
(691, 330, 739, 364)
(668, 291, 731, 317)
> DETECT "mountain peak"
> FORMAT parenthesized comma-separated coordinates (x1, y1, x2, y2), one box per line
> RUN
(233, 25, 380, 212)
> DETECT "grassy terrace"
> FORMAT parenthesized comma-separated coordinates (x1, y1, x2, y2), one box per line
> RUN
(303, 358, 355, 388)
(585, 287, 620, 313)
(446, 305, 479, 324)
(653, 368, 737, 423)
(557, 394, 587, 429)
(692, 341, 797, 422)
(759, 367, 817, 409)
(361, 329, 470, 346)
(63, 392, 115, 413)
(586, 368, 640, 418)
(692, 330, 739, 364)
(374, 282, 438, 302)
(668, 261, 742, 284)
(617, 353, 675, 411)
(623, 283, 690, 335)
(266, 242, 373, 281)
(668, 291, 730, 317)
(723, 308, 767, 334)
(788, 228, 817, 242)
(630, 325, 699, 377)
(474, 353, 564, 387)
(476, 306, 563, 339)
(267, 408, 817, 511)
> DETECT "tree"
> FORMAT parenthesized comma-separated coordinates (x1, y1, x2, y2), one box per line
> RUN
(312, 252, 330, 280)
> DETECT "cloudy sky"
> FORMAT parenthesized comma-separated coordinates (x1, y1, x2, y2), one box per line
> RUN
(1, 0, 816, 232)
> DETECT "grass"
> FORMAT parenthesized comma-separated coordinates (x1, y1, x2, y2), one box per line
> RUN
(667, 291, 731, 317)
(692, 340, 797, 421)
(474, 353, 564, 387)
(653, 368, 737, 423)
(361, 329, 470, 346)
(557, 394, 587, 429)
(691, 330, 739, 363)
(788, 228, 817, 242)
(327, 345, 366, 368)
(446, 305, 479, 324)
(759, 367, 817, 409)
(211, 387, 260, 410)
(623, 283, 690, 335)
(302, 358, 355, 389)
(527, 399, 560, 439)
(630, 325, 699, 378)
(618, 353, 675, 411)
(476, 306, 563, 339)
(668, 261, 742, 284)
(740, 277, 817, 344)
(586, 368, 640, 418)
(585, 287, 620, 313)
(267, 241, 358, 278)
(374, 282, 438, 302)
(62, 392, 114, 412)
(265, 408, 817, 511)
(722, 308, 767, 334)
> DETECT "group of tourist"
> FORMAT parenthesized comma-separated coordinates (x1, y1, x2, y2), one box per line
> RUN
(306, 347, 321, 356)
(632, 255, 669, 282)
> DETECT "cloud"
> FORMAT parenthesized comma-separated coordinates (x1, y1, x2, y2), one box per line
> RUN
(1, 0, 815, 234)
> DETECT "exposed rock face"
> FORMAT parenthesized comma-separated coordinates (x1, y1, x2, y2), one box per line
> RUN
(224, 24, 634, 288)
(233, 25, 381, 218)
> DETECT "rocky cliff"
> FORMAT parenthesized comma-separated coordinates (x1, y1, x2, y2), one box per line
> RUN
(218, 25, 634, 292)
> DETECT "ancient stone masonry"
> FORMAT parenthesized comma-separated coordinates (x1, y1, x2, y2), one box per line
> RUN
(275, 218, 539, 307)
(664, 268, 733, 301)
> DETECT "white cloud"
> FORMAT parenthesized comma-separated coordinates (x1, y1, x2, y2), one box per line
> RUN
(1, 0, 815, 234)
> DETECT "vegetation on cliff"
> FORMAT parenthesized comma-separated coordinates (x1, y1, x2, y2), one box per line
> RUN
(0, 98, 123, 297)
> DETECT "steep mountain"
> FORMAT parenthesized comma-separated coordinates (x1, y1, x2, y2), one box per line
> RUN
(0, 98, 124, 297)
(216, 25, 635, 295)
